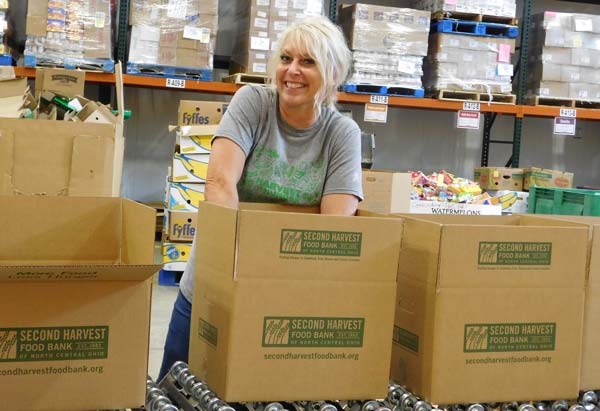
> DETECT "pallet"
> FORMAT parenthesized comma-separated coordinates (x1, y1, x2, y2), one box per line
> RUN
(24, 54, 115, 72)
(527, 95, 600, 109)
(0, 54, 13, 66)
(432, 10, 518, 26)
(158, 269, 183, 287)
(223, 72, 270, 85)
(343, 83, 425, 98)
(126, 62, 213, 81)
(431, 19, 519, 39)
(434, 89, 517, 104)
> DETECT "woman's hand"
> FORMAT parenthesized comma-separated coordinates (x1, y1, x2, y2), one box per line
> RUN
(320, 193, 359, 216)
(205, 137, 246, 208)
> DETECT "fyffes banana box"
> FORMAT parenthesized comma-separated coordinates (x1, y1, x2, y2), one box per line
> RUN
(167, 182, 206, 211)
(172, 153, 210, 183)
(177, 125, 218, 154)
(162, 242, 192, 271)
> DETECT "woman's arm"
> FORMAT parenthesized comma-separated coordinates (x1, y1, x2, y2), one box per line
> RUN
(205, 137, 247, 208)
(320, 193, 359, 216)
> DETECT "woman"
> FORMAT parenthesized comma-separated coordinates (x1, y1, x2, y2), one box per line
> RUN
(158, 15, 363, 381)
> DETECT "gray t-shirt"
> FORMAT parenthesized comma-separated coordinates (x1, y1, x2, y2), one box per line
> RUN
(179, 84, 363, 302)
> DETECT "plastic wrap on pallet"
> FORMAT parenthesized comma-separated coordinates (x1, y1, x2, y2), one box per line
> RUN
(229, 0, 325, 75)
(128, 0, 218, 70)
(424, 33, 515, 96)
(347, 51, 423, 88)
(25, 0, 113, 70)
(527, 11, 600, 102)
(413, 0, 516, 19)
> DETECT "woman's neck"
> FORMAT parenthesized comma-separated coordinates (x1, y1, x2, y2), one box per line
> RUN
(279, 103, 319, 129)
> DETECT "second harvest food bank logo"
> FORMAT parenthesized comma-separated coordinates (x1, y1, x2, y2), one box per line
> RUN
(464, 323, 556, 353)
(262, 317, 365, 347)
(280, 230, 362, 257)
(478, 242, 552, 266)
(0, 326, 109, 362)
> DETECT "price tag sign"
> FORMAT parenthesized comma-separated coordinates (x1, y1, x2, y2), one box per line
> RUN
(370, 95, 388, 105)
(463, 101, 480, 111)
(457, 110, 480, 129)
(554, 117, 576, 135)
(559, 108, 577, 118)
(166, 78, 186, 89)
(364, 103, 388, 123)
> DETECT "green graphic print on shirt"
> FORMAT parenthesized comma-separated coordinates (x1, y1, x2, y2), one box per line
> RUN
(238, 144, 326, 206)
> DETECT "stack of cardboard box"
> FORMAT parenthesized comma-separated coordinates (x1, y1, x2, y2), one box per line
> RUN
(25, 0, 113, 68)
(128, 0, 218, 70)
(528, 12, 600, 102)
(229, 0, 324, 76)
(415, 0, 516, 19)
(161, 100, 228, 275)
(338, 4, 430, 92)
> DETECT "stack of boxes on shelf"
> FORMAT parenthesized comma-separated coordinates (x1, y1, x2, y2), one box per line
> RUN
(128, 0, 218, 77)
(415, 0, 518, 102)
(0, 0, 12, 65)
(229, 0, 324, 76)
(337, 3, 430, 97)
(527, 12, 600, 104)
(161, 99, 228, 284)
(24, 0, 114, 72)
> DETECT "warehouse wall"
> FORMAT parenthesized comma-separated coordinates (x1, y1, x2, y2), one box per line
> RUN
(118, 0, 600, 201)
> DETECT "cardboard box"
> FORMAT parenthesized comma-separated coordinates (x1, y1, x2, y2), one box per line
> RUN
(0, 196, 159, 411)
(523, 167, 574, 191)
(390, 214, 588, 403)
(35, 68, 85, 99)
(26, 0, 48, 36)
(159, 48, 213, 69)
(488, 190, 529, 214)
(178, 100, 227, 126)
(167, 182, 206, 211)
(166, 210, 198, 242)
(176, 124, 218, 154)
(172, 152, 210, 183)
(359, 170, 411, 214)
(189, 202, 402, 401)
(162, 242, 192, 271)
(474, 167, 524, 191)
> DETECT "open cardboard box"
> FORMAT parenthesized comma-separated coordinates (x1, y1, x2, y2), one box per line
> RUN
(0, 196, 160, 411)
(189, 202, 403, 401)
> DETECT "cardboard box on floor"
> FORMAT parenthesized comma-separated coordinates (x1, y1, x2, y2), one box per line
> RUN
(189, 202, 403, 401)
(533, 215, 600, 390)
(0, 64, 125, 196)
(390, 214, 588, 404)
(0, 196, 160, 411)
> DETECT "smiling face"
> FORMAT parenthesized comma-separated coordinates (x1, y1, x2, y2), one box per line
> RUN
(275, 43, 323, 118)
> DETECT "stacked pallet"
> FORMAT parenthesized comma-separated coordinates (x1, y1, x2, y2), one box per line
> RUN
(338, 3, 430, 98)
(128, 0, 218, 80)
(527, 12, 600, 107)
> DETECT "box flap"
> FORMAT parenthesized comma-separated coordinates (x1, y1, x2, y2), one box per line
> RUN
(437, 223, 588, 288)
(235, 208, 402, 282)
(122, 199, 157, 265)
(196, 202, 239, 278)
(0, 127, 13, 194)
(0, 265, 158, 282)
(396, 217, 443, 286)
(180, 124, 220, 137)
(68, 134, 115, 196)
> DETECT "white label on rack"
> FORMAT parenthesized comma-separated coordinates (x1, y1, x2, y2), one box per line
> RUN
(95, 12, 106, 28)
(575, 18, 593, 32)
(257, 0, 269, 5)
(463, 101, 480, 111)
(257, 11, 267, 18)
(554, 117, 576, 135)
(254, 17, 268, 28)
(370, 95, 388, 105)
(167, 0, 187, 19)
(250, 36, 270, 51)
(397, 60, 416, 74)
(166, 78, 186, 89)
(497, 63, 514, 76)
(278, 10, 288, 17)
(501, 84, 513, 93)
(183, 26, 210, 42)
(274, 21, 288, 31)
(255, 53, 266, 60)
(560, 108, 577, 118)
(253, 63, 267, 73)
(364, 103, 388, 123)
(275, 0, 288, 8)
(457, 110, 480, 129)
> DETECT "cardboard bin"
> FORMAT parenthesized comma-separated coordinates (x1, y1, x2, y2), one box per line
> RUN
(390, 214, 588, 404)
(189, 202, 403, 402)
(359, 170, 411, 214)
(0, 196, 160, 411)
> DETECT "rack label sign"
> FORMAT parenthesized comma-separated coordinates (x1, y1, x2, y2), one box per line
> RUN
(0, 326, 109, 362)
(370, 95, 388, 105)
(554, 117, 576, 136)
(364, 103, 388, 123)
(262, 317, 365, 347)
(464, 323, 556, 353)
(457, 110, 480, 129)
(166, 78, 186, 89)
(559, 108, 577, 118)
(463, 102, 480, 111)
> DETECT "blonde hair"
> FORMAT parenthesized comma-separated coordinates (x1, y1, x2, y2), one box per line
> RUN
(266, 15, 352, 112)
